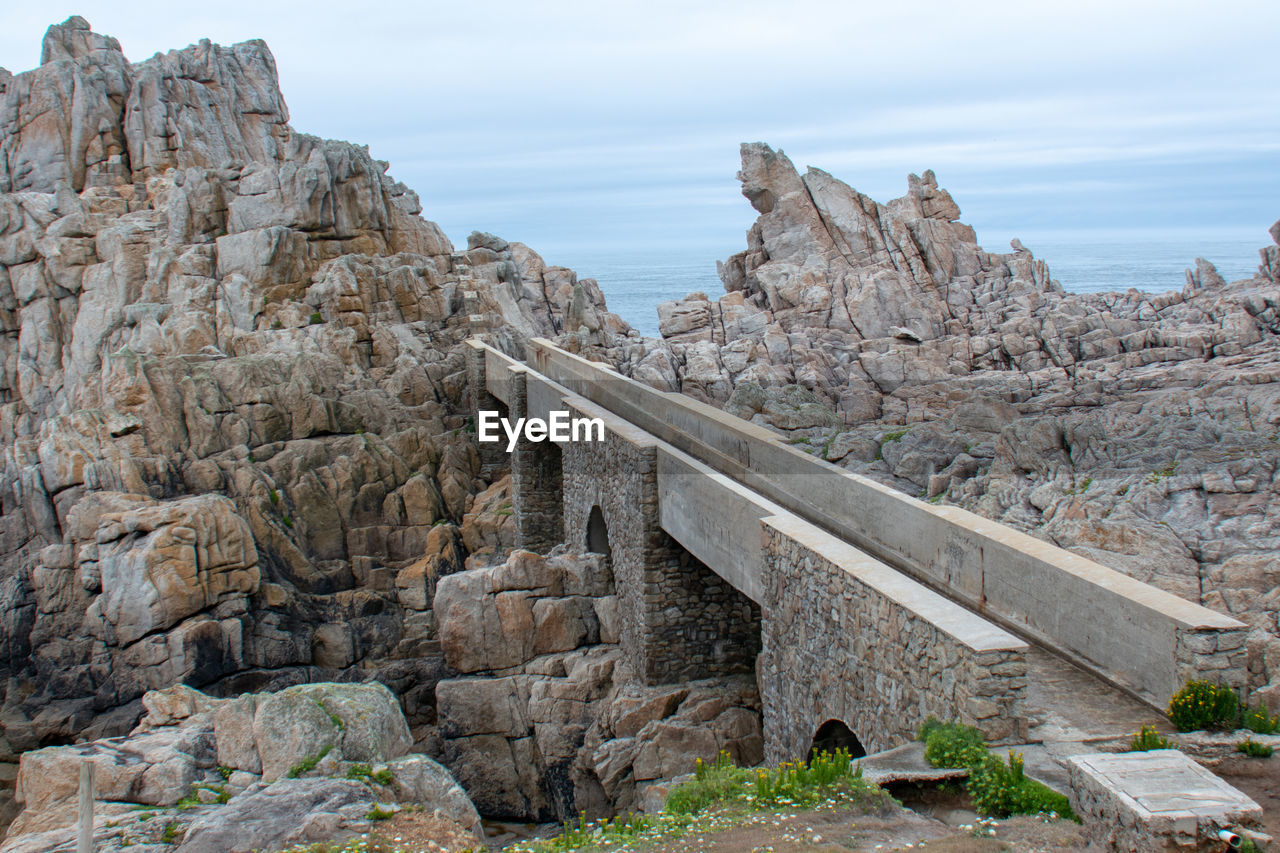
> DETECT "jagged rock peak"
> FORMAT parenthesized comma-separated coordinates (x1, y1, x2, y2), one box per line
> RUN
(40, 16, 123, 64)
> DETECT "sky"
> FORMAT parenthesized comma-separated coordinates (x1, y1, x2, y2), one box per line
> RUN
(2, 1, 1277, 268)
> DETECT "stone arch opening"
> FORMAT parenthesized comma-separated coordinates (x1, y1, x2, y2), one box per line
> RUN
(586, 504, 611, 559)
(810, 719, 865, 759)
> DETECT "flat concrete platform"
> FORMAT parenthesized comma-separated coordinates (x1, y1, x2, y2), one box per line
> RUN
(858, 742, 969, 787)
(1068, 750, 1263, 851)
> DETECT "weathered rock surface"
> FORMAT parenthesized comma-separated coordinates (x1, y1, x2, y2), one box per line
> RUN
(433, 548, 762, 821)
(0, 16, 634, 822)
(584, 143, 1280, 712)
(0, 682, 481, 852)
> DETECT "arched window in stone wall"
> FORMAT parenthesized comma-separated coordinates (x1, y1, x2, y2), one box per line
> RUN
(809, 718, 865, 759)
(586, 505, 611, 560)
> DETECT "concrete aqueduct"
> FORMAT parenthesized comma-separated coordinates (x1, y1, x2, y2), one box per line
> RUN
(466, 338, 1248, 762)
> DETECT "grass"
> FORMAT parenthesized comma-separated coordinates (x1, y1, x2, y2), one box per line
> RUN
(1148, 460, 1179, 483)
(1128, 725, 1175, 752)
(347, 763, 395, 786)
(1237, 738, 1274, 758)
(160, 821, 182, 844)
(288, 744, 333, 778)
(509, 749, 888, 852)
(366, 804, 397, 821)
(918, 718, 1076, 821)
(317, 699, 345, 730)
(310, 312, 324, 325)
(875, 427, 910, 460)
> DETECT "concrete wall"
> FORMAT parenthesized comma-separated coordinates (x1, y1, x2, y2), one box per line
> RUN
(759, 515, 1029, 761)
(524, 339, 1247, 708)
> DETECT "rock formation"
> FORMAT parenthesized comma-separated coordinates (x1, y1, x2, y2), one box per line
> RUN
(0, 15, 631, 827)
(593, 143, 1280, 713)
(4, 11, 1280, 844)
(0, 681, 481, 852)
(433, 548, 762, 822)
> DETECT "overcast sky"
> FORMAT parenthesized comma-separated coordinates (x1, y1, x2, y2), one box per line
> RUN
(3, 1, 1277, 263)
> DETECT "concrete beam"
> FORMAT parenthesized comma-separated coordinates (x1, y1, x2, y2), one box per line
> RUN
(522, 338, 1248, 708)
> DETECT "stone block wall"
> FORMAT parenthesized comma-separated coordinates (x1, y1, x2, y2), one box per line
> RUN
(561, 411, 759, 686)
(1175, 627, 1249, 696)
(758, 519, 1027, 762)
(505, 373, 564, 553)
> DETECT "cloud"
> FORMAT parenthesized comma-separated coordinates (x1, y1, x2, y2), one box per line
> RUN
(1, 1, 1277, 255)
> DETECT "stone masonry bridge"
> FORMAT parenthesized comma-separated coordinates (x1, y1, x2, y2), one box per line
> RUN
(466, 338, 1249, 764)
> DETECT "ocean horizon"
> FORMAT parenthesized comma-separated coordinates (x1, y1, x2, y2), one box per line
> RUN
(542, 233, 1270, 338)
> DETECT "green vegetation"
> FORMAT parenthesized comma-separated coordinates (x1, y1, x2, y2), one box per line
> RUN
(288, 744, 333, 778)
(310, 312, 324, 325)
(216, 765, 233, 781)
(512, 749, 887, 852)
(919, 717, 988, 769)
(365, 804, 397, 821)
(1128, 725, 1175, 752)
(316, 699, 345, 730)
(347, 763, 395, 786)
(1237, 738, 1274, 758)
(282, 513, 294, 529)
(160, 821, 182, 844)
(919, 718, 1076, 820)
(1168, 680, 1240, 732)
(968, 750, 1074, 819)
(1148, 460, 1179, 483)
(269, 489, 280, 504)
(1243, 704, 1280, 735)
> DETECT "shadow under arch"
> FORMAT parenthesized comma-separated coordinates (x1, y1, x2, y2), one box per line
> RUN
(586, 504, 611, 561)
(809, 718, 866, 759)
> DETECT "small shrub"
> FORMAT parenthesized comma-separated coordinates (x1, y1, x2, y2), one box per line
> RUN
(1243, 705, 1280, 735)
(288, 744, 332, 778)
(968, 751, 1076, 821)
(365, 804, 396, 821)
(1237, 738, 1274, 758)
(216, 765, 233, 781)
(309, 312, 323, 325)
(1168, 680, 1239, 732)
(919, 718, 988, 769)
(268, 489, 279, 504)
(347, 763, 395, 786)
(160, 821, 182, 843)
(1129, 725, 1175, 752)
(282, 513, 294, 529)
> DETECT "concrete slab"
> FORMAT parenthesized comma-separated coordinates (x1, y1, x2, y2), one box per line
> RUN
(1067, 750, 1262, 851)
(857, 742, 968, 787)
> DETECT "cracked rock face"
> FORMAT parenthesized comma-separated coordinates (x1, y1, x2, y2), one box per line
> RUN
(432, 548, 763, 822)
(0, 17, 634, 826)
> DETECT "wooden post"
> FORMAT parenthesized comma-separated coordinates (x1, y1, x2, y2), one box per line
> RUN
(77, 759, 94, 853)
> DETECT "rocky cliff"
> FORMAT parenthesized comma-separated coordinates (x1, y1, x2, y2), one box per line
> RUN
(0, 16, 633, 826)
(593, 142, 1280, 714)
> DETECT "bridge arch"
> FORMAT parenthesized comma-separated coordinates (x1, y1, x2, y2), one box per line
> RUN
(809, 719, 866, 759)
(586, 505, 611, 561)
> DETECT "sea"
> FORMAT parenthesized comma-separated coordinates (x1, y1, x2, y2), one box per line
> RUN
(552, 236, 1269, 338)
